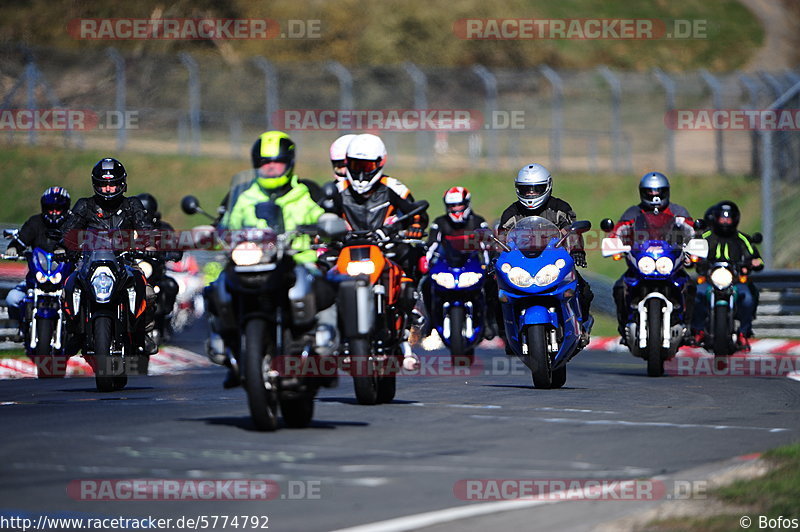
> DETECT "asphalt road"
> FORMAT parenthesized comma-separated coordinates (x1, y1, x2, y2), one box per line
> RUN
(1, 321, 798, 531)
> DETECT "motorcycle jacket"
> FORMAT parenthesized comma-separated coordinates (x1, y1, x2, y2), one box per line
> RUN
(60, 196, 154, 257)
(499, 196, 584, 253)
(427, 213, 492, 263)
(328, 175, 429, 233)
(226, 174, 324, 265)
(697, 230, 763, 275)
(7, 214, 63, 254)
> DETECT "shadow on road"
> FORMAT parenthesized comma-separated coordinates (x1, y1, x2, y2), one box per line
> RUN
(317, 397, 420, 406)
(181, 416, 370, 432)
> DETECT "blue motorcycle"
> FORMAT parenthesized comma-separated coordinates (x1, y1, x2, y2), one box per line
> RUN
(3, 230, 75, 378)
(494, 217, 593, 389)
(600, 213, 708, 376)
(426, 235, 489, 366)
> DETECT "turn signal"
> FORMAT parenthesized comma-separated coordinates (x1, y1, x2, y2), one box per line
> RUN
(697, 276, 706, 284)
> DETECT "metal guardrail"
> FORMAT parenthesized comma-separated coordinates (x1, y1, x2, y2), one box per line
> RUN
(751, 270, 800, 338)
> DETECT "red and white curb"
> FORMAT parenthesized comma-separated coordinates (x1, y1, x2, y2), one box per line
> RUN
(0, 346, 212, 379)
(419, 333, 800, 381)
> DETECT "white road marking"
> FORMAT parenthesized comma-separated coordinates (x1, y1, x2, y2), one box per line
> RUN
(329, 479, 650, 532)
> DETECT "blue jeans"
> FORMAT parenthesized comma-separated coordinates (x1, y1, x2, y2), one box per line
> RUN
(691, 282, 757, 336)
(4, 282, 26, 322)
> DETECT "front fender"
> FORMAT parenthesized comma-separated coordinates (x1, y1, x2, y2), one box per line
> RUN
(521, 306, 557, 328)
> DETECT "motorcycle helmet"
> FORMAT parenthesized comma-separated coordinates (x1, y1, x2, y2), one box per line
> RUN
(91, 158, 127, 205)
(345, 134, 387, 196)
(40, 186, 71, 227)
(251, 131, 296, 190)
(515, 163, 552, 210)
(443, 186, 472, 224)
(329, 134, 356, 178)
(639, 172, 670, 211)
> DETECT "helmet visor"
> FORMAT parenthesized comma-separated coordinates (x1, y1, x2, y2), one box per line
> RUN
(257, 161, 288, 178)
(516, 183, 548, 199)
(446, 202, 468, 214)
(331, 159, 347, 177)
(347, 159, 380, 179)
(642, 187, 668, 200)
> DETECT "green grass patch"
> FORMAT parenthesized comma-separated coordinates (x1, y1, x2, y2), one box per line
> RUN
(642, 442, 800, 531)
(0, 349, 27, 359)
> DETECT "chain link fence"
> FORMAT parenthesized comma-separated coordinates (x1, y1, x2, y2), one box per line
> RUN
(1, 43, 799, 267)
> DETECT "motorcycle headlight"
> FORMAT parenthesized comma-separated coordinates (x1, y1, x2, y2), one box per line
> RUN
(138, 260, 153, 279)
(49, 272, 62, 284)
(458, 272, 483, 287)
(533, 264, 560, 287)
(231, 242, 263, 266)
(508, 267, 534, 288)
(655, 256, 674, 275)
(637, 256, 656, 275)
(432, 272, 456, 288)
(346, 261, 376, 276)
(35, 271, 47, 283)
(710, 267, 734, 289)
(91, 271, 115, 302)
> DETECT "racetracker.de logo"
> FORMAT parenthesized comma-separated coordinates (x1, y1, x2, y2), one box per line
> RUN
(273, 109, 485, 131)
(453, 19, 707, 40)
(453, 479, 666, 501)
(665, 109, 800, 130)
(67, 18, 284, 40)
(0, 109, 138, 131)
(67, 479, 280, 501)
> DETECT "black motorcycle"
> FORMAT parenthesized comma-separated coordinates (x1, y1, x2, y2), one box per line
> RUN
(63, 234, 151, 392)
(182, 192, 345, 431)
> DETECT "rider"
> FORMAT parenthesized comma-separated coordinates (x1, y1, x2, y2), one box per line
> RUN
(690, 200, 763, 351)
(329, 134, 357, 183)
(205, 131, 338, 387)
(4, 187, 71, 327)
(609, 172, 695, 340)
(497, 163, 594, 329)
(59, 158, 159, 355)
(424, 186, 498, 339)
(135, 193, 183, 338)
(325, 133, 429, 367)
(318, 134, 357, 212)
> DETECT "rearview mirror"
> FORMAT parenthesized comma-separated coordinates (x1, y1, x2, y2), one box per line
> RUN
(599, 218, 614, 233)
(316, 213, 348, 239)
(751, 232, 763, 244)
(181, 195, 200, 215)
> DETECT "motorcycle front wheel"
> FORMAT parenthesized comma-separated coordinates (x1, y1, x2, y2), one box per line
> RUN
(527, 324, 553, 389)
(351, 338, 379, 405)
(243, 319, 279, 431)
(646, 298, 665, 377)
(93, 316, 124, 392)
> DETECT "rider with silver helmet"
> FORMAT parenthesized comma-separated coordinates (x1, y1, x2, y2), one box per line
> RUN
(609, 172, 695, 342)
(497, 163, 594, 325)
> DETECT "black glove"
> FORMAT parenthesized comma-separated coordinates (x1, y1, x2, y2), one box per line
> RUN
(571, 250, 587, 268)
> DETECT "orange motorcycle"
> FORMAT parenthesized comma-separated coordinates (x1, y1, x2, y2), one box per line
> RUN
(325, 201, 428, 405)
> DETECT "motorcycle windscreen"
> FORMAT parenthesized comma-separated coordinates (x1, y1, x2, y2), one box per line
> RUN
(505, 216, 560, 258)
(217, 170, 259, 230)
(630, 212, 693, 247)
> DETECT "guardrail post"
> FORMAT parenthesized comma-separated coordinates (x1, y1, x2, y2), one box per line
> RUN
(106, 48, 127, 151)
(540, 65, 563, 171)
(598, 66, 622, 173)
(472, 64, 498, 167)
(178, 52, 201, 155)
(403, 62, 431, 167)
(252, 57, 279, 129)
(653, 68, 676, 175)
(699, 69, 725, 174)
